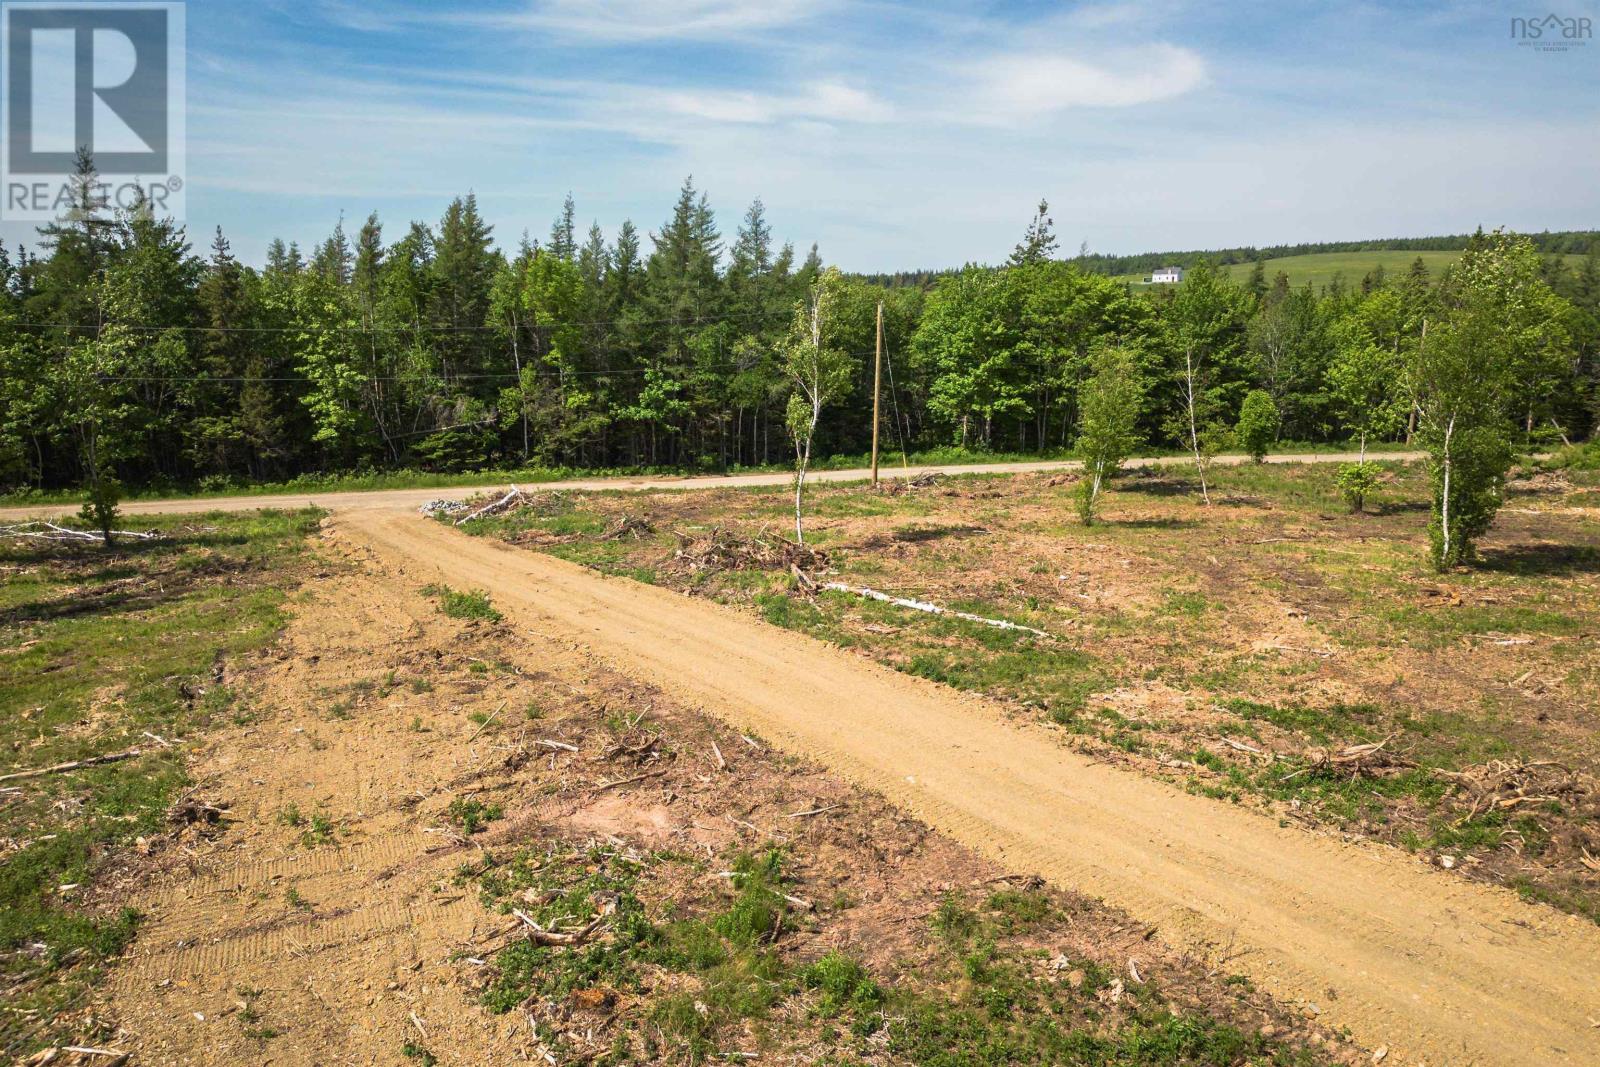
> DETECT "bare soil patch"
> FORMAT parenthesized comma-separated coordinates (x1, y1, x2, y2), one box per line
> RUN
(95, 524, 1353, 1066)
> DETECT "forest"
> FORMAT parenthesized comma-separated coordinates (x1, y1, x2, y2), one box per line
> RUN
(1, 154, 1596, 520)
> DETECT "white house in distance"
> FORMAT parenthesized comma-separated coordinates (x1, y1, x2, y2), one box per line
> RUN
(1149, 265, 1185, 284)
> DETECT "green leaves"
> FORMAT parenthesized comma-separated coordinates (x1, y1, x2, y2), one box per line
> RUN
(1235, 389, 1279, 463)
(1074, 343, 1144, 523)
(1412, 230, 1568, 569)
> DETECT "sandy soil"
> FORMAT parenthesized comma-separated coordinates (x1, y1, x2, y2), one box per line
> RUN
(336, 508, 1600, 1067)
(99, 522, 1359, 1066)
(0, 450, 1424, 521)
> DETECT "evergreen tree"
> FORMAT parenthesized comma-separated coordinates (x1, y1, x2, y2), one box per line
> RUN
(1008, 199, 1058, 268)
(549, 193, 578, 261)
(312, 217, 353, 286)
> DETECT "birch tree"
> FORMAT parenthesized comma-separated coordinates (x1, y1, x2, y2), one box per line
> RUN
(783, 268, 853, 543)
(1411, 230, 1569, 568)
(1165, 263, 1251, 505)
(1074, 343, 1143, 524)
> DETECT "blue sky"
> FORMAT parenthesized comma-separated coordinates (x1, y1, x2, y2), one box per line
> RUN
(51, 1, 1600, 269)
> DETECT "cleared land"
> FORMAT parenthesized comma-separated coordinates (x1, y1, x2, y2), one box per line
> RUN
(0, 511, 323, 1058)
(1115, 250, 1589, 289)
(462, 459, 1600, 927)
(360, 458, 1600, 1067)
(10, 516, 1361, 1066)
(6, 454, 1598, 1066)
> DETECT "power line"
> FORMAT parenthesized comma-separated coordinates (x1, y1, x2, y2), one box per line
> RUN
(0, 307, 796, 334)
(83, 345, 894, 384)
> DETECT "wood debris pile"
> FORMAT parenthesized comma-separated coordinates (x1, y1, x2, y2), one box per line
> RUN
(1433, 759, 1593, 825)
(453, 486, 529, 525)
(417, 498, 467, 517)
(1281, 736, 1417, 782)
(668, 527, 828, 578)
(874, 471, 941, 495)
(601, 514, 654, 541)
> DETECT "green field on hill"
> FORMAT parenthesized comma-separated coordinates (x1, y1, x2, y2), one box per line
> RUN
(1116, 250, 1587, 290)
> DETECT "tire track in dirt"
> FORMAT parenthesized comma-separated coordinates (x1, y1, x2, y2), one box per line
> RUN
(103, 562, 533, 1066)
(340, 509, 1600, 1067)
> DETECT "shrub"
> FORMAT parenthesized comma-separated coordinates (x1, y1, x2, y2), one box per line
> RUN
(1335, 461, 1380, 513)
(1235, 390, 1279, 464)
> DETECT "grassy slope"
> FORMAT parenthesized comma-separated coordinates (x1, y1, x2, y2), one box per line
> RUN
(1115, 250, 1587, 290)
(0, 509, 322, 1058)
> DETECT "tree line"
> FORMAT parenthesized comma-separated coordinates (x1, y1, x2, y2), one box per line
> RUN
(1, 155, 1596, 565)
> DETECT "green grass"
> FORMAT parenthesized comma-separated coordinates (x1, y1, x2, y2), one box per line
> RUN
(420, 583, 502, 622)
(466, 840, 1329, 1066)
(0, 508, 321, 1058)
(1114, 250, 1588, 291)
(445, 797, 503, 835)
(849, 890, 1318, 1067)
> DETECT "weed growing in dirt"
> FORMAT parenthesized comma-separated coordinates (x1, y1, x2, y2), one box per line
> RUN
(299, 811, 336, 848)
(420, 583, 502, 622)
(471, 843, 805, 1063)
(400, 1041, 438, 1065)
(445, 798, 503, 834)
(852, 888, 1317, 1067)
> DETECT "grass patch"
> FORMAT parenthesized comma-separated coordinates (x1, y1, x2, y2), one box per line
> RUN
(0, 508, 321, 1056)
(445, 797, 503, 835)
(464, 839, 1335, 1065)
(420, 583, 502, 622)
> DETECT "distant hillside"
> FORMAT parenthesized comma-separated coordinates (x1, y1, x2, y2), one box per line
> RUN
(855, 229, 1600, 289)
(1075, 230, 1598, 279)
(1115, 249, 1588, 290)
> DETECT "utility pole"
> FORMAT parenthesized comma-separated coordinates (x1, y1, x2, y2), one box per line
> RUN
(871, 300, 884, 486)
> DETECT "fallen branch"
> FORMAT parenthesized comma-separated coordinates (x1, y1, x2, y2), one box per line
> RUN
(784, 804, 839, 819)
(1, 521, 158, 543)
(512, 911, 607, 946)
(0, 749, 142, 784)
(466, 701, 507, 743)
(821, 583, 1051, 638)
(534, 738, 580, 753)
(455, 486, 525, 526)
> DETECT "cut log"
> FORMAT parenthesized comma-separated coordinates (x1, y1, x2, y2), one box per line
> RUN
(821, 582, 1051, 638)
(0, 749, 142, 784)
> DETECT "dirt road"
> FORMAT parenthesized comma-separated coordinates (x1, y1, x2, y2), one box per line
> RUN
(0, 450, 1424, 520)
(342, 509, 1600, 1067)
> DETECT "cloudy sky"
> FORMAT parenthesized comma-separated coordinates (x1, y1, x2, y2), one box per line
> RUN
(44, 0, 1600, 269)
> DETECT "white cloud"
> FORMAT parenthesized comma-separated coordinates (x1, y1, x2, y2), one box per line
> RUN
(658, 82, 891, 125)
(965, 44, 1208, 119)
(495, 0, 822, 41)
